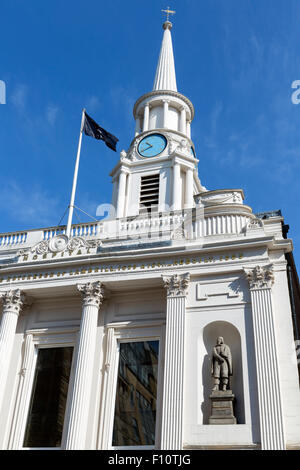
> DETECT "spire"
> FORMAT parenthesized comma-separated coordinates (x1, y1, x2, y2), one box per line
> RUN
(153, 21, 177, 92)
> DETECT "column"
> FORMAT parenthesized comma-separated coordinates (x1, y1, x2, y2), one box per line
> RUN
(65, 281, 104, 449)
(185, 167, 194, 209)
(116, 169, 127, 219)
(161, 273, 190, 450)
(142, 103, 150, 132)
(172, 161, 181, 211)
(186, 120, 191, 139)
(180, 106, 186, 134)
(135, 116, 141, 136)
(98, 327, 116, 449)
(163, 100, 169, 128)
(0, 289, 27, 408)
(245, 265, 286, 450)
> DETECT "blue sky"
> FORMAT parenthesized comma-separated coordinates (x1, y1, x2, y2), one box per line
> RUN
(0, 0, 300, 269)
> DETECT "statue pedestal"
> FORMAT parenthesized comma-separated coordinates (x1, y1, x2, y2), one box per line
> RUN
(209, 390, 237, 424)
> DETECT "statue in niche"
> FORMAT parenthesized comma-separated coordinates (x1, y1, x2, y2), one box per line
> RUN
(211, 336, 233, 391)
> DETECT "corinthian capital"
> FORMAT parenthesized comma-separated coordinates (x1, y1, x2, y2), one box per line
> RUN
(162, 273, 190, 297)
(77, 281, 104, 308)
(245, 265, 274, 289)
(0, 289, 27, 314)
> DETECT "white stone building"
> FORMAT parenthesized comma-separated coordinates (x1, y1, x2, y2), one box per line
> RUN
(0, 20, 300, 450)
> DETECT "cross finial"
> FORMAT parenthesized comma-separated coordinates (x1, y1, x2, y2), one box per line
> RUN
(162, 6, 176, 23)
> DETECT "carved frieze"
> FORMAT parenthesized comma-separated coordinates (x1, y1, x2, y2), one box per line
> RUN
(20, 235, 102, 257)
(246, 218, 263, 231)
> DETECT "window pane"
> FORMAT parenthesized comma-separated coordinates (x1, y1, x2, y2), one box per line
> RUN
(23, 347, 73, 448)
(112, 341, 159, 446)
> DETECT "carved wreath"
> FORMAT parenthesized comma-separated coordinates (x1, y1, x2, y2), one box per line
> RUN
(26, 235, 102, 256)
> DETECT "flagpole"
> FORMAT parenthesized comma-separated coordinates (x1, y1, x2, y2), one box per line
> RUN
(66, 108, 86, 238)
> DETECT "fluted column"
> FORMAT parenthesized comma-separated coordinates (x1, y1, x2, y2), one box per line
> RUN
(172, 161, 181, 211)
(65, 281, 104, 449)
(0, 289, 27, 408)
(143, 103, 150, 132)
(98, 327, 116, 449)
(185, 167, 194, 209)
(116, 169, 127, 219)
(245, 265, 285, 450)
(161, 273, 190, 450)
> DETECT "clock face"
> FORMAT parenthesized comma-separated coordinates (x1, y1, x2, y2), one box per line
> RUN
(138, 133, 167, 157)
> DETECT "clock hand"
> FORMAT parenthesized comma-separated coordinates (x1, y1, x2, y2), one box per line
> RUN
(141, 142, 153, 152)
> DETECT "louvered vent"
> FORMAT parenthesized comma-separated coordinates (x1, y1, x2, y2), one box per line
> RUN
(139, 174, 160, 213)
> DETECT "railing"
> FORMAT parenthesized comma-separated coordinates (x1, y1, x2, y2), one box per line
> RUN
(43, 222, 99, 240)
(0, 210, 256, 251)
(0, 232, 28, 247)
(194, 214, 250, 238)
(118, 212, 186, 237)
(0, 222, 100, 250)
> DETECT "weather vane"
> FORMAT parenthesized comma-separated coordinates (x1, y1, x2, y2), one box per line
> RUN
(162, 6, 176, 22)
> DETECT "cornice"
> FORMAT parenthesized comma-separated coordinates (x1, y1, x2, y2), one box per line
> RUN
(199, 204, 254, 218)
(196, 189, 245, 202)
(260, 216, 284, 225)
(0, 235, 293, 275)
(133, 90, 195, 120)
(0, 252, 290, 298)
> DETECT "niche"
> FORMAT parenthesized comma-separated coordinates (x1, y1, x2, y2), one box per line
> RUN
(201, 321, 245, 424)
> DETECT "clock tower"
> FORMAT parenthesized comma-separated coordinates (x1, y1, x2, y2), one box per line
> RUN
(110, 20, 205, 219)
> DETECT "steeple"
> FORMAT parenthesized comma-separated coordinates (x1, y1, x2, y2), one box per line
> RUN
(153, 21, 177, 92)
(110, 14, 203, 220)
(132, 18, 194, 139)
